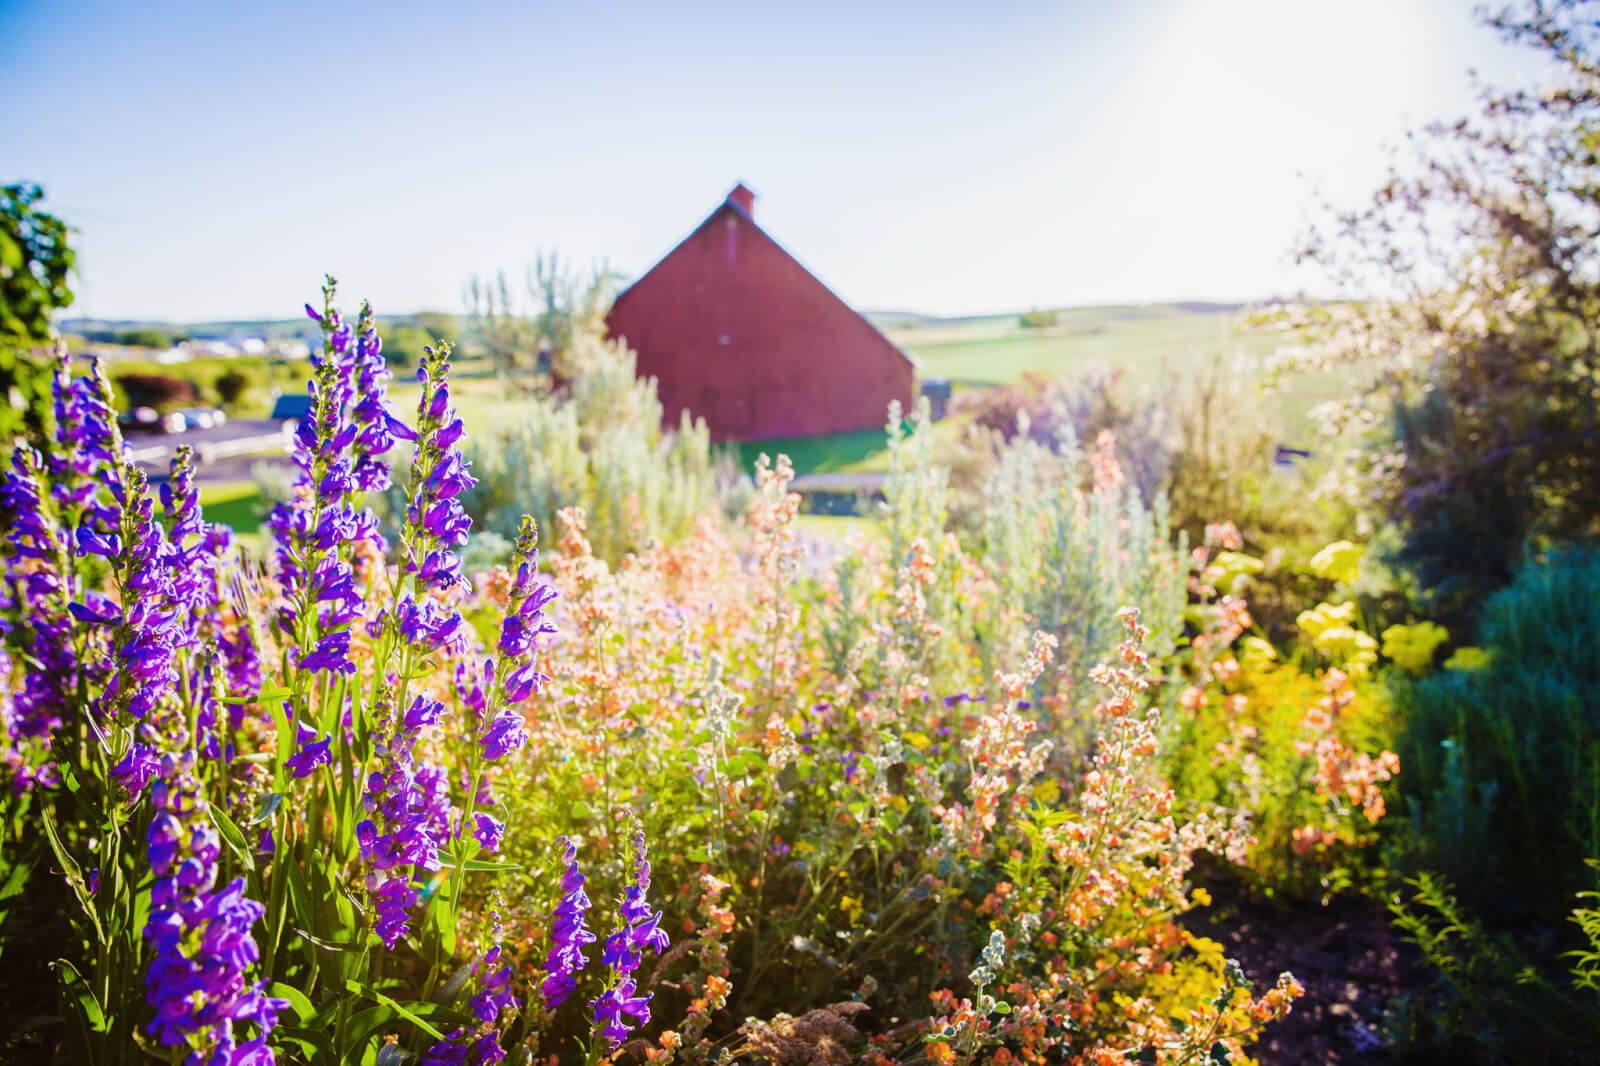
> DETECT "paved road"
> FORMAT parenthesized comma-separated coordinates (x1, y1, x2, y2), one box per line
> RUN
(789, 472, 887, 494)
(130, 419, 290, 483)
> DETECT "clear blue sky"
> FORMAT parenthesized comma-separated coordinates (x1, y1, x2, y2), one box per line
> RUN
(0, 0, 1564, 322)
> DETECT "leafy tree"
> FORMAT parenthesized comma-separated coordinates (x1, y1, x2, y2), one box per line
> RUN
(466, 250, 618, 392)
(116, 372, 196, 411)
(0, 183, 75, 439)
(1288, 0, 1600, 615)
(214, 366, 252, 408)
(377, 321, 430, 369)
(115, 327, 173, 349)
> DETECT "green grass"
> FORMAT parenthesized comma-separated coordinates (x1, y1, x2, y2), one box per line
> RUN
(904, 322, 1282, 385)
(793, 514, 881, 542)
(736, 428, 890, 476)
(200, 480, 265, 532)
(890, 304, 1348, 446)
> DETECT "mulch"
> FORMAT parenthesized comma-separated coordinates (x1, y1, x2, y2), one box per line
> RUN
(1183, 882, 1435, 1066)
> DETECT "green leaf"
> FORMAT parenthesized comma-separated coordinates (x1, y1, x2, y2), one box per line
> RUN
(41, 807, 104, 943)
(436, 857, 522, 873)
(1209, 1042, 1233, 1065)
(277, 1025, 338, 1064)
(250, 792, 286, 825)
(347, 980, 449, 1040)
(52, 957, 106, 1063)
(51, 958, 105, 1031)
(209, 803, 256, 871)
(431, 962, 475, 1005)
(268, 981, 317, 1023)
(294, 927, 362, 953)
(343, 1005, 398, 1062)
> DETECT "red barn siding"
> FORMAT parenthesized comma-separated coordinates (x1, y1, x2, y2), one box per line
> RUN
(605, 189, 916, 442)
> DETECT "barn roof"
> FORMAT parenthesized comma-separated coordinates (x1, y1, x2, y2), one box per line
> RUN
(611, 183, 919, 372)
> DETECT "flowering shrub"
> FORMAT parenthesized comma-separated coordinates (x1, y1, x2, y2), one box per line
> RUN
(1294, 600, 1378, 677)
(1169, 533, 1401, 901)
(1379, 621, 1449, 674)
(1307, 540, 1362, 586)
(0, 282, 1311, 1064)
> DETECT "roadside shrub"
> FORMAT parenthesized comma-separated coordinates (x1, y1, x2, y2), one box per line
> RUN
(213, 366, 252, 408)
(115, 327, 174, 349)
(113, 371, 196, 410)
(1393, 546, 1600, 919)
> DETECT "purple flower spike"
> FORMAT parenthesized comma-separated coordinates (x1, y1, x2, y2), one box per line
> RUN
(587, 819, 669, 1048)
(142, 751, 286, 1056)
(541, 837, 595, 1009)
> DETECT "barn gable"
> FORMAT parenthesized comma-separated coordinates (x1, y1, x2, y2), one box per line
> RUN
(605, 183, 917, 442)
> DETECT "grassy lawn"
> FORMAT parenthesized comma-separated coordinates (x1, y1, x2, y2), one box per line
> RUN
(895, 308, 1281, 387)
(793, 513, 881, 542)
(200, 480, 265, 532)
(889, 305, 1348, 446)
(735, 428, 889, 475)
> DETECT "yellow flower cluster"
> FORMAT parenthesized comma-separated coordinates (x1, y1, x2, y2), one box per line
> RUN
(1296, 601, 1378, 675)
(1443, 645, 1493, 672)
(1209, 551, 1265, 594)
(1309, 540, 1363, 585)
(1381, 621, 1450, 674)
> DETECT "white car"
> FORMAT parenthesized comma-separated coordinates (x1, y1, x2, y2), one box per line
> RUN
(175, 407, 227, 431)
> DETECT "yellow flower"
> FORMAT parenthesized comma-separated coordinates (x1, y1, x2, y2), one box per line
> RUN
(1211, 551, 1266, 594)
(839, 895, 864, 926)
(1296, 601, 1356, 640)
(1240, 635, 1278, 668)
(1443, 645, 1493, 672)
(1382, 622, 1450, 673)
(1315, 625, 1379, 675)
(1309, 540, 1363, 585)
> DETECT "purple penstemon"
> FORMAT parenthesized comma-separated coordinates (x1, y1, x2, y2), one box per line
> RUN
(355, 688, 452, 948)
(0, 358, 126, 789)
(268, 279, 397, 777)
(479, 516, 557, 766)
(394, 341, 475, 596)
(1, 447, 74, 759)
(420, 903, 520, 1065)
(350, 337, 485, 950)
(541, 837, 597, 1009)
(143, 749, 286, 1061)
(95, 462, 197, 797)
(589, 821, 670, 1050)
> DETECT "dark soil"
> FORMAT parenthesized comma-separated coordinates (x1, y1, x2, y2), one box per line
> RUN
(1184, 884, 1432, 1066)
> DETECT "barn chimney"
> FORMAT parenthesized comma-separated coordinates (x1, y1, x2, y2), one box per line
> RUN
(727, 182, 756, 217)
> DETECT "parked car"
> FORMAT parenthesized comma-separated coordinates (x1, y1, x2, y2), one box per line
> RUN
(173, 406, 227, 431)
(118, 406, 186, 434)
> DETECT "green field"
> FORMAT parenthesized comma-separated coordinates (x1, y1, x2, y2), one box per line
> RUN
(886, 304, 1281, 386)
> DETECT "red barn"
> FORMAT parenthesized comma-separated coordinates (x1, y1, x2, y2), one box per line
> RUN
(605, 183, 916, 442)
